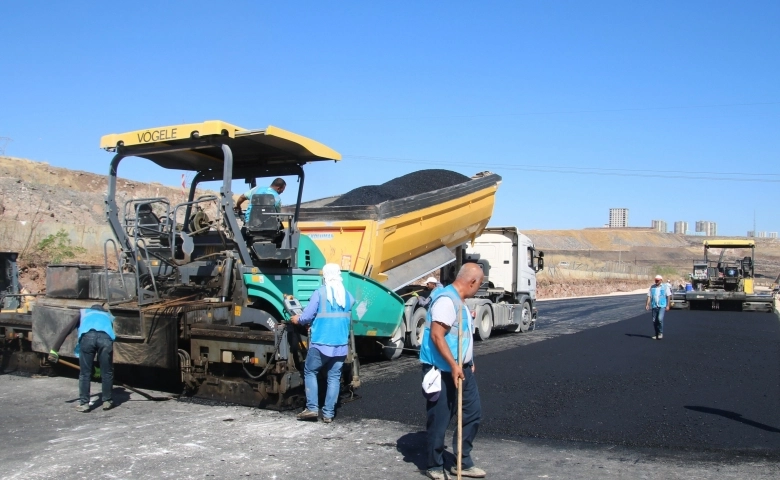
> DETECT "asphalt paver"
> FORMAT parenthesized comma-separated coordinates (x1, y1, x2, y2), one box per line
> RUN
(340, 309, 780, 458)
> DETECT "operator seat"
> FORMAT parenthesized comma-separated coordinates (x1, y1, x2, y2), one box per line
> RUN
(741, 256, 753, 276)
(136, 203, 162, 237)
(245, 194, 288, 260)
(245, 194, 280, 241)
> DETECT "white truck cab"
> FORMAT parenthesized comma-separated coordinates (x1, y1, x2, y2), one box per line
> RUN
(464, 227, 544, 340)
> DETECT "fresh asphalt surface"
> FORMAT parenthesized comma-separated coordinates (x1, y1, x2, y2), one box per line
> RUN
(342, 296, 780, 459)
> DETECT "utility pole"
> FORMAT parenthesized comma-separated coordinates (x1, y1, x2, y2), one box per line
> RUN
(0, 137, 12, 155)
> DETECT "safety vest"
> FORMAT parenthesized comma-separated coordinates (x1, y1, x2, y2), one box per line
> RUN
(649, 284, 670, 308)
(74, 309, 116, 358)
(78, 309, 116, 341)
(419, 285, 471, 372)
(310, 286, 354, 347)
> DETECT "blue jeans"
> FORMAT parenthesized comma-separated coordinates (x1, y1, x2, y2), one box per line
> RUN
(651, 307, 666, 337)
(303, 347, 345, 419)
(422, 363, 481, 471)
(78, 330, 114, 405)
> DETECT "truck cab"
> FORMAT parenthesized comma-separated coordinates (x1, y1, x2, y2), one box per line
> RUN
(464, 227, 544, 339)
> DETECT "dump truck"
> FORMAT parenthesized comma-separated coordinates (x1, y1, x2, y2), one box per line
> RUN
(296, 184, 543, 357)
(671, 239, 774, 312)
(293, 171, 503, 359)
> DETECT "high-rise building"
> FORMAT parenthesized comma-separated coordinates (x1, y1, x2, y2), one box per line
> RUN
(770, 232, 778, 239)
(758, 231, 767, 238)
(651, 220, 667, 232)
(674, 221, 689, 235)
(609, 208, 628, 228)
(696, 221, 717, 236)
(747, 231, 755, 237)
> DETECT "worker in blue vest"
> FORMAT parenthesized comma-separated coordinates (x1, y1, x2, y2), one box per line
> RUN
(290, 263, 355, 423)
(646, 274, 671, 340)
(235, 177, 286, 222)
(419, 263, 486, 479)
(47, 303, 116, 412)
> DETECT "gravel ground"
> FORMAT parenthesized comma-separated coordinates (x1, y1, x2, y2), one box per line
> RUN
(1, 373, 778, 480)
(329, 170, 469, 206)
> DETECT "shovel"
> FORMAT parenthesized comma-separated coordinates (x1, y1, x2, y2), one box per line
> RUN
(56, 358, 174, 402)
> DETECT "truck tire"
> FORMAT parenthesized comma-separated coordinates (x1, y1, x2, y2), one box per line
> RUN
(409, 307, 428, 349)
(475, 305, 492, 341)
(382, 321, 406, 361)
(509, 301, 532, 333)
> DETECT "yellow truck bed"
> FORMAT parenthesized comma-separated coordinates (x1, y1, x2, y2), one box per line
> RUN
(292, 173, 501, 289)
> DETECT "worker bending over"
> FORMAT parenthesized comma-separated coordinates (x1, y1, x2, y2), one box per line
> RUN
(48, 304, 116, 412)
(290, 263, 355, 423)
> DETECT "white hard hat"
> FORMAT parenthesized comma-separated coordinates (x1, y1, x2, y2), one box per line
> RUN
(655, 275, 663, 280)
(425, 277, 438, 284)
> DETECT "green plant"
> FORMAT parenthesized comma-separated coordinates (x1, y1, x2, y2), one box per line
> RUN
(35, 229, 86, 264)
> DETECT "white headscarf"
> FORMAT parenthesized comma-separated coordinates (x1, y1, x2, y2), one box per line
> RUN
(322, 263, 346, 309)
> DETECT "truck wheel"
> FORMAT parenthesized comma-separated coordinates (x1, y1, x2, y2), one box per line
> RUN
(382, 321, 406, 361)
(475, 306, 492, 341)
(409, 308, 428, 349)
(509, 302, 532, 333)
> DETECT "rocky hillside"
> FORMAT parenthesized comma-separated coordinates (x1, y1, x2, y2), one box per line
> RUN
(0, 156, 200, 226)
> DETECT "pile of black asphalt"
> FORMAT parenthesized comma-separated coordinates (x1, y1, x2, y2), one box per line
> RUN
(339, 310, 780, 458)
(329, 170, 471, 206)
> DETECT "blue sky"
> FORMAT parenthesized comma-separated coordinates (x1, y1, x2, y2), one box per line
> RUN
(2, 1, 778, 236)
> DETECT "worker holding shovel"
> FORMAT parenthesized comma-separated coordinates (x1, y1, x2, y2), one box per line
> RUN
(419, 263, 486, 479)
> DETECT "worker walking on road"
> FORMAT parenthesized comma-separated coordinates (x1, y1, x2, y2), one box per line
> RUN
(290, 263, 355, 423)
(419, 263, 486, 479)
(646, 274, 671, 340)
(48, 304, 117, 412)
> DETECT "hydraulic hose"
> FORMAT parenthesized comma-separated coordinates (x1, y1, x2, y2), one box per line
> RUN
(241, 326, 285, 379)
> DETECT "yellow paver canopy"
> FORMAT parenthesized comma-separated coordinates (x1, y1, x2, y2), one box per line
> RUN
(100, 121, 341, 171)
(704, 240, 755, 249)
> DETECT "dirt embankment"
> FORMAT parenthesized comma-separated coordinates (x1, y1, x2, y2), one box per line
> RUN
(524, 228, 780, 291)
(537, 278, 649, 299)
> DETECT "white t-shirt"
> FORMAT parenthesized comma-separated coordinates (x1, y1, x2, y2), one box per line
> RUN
(430, 297, 473, 364)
